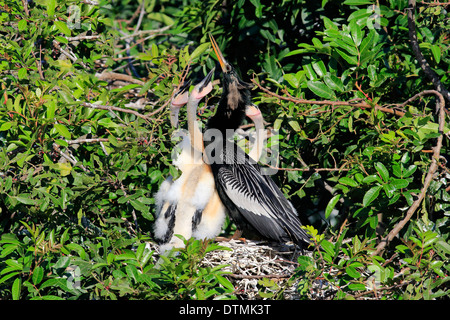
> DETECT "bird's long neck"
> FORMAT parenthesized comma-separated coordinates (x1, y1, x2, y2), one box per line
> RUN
(186, 97, 204, 152)
(249, 116, 265, 161)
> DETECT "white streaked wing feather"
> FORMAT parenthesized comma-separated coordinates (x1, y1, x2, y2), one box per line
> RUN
(218, 164, 280, 220)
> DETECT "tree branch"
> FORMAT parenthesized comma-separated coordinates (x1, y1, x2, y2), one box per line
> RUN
(407, 0, 450, 104)
(251, 78, 406, 117)
(82, 102, 152, 122)
(96, 71, 145, 85)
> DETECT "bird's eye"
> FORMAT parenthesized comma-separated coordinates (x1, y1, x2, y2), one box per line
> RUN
(226, 65, 232, 72)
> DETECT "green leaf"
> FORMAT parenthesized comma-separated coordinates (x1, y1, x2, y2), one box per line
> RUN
(54, 21, 71, 37)
(12, 277, 21, 300)
(363, 185, 382, 207)
(344, 0, 374, 5)
(339, 177, 358, 187)
(383, 183, 396, 198)
(32, 266, 44, 285)
(375, 162, 389, 182)
(54, 36, 68, 44)
(307, 81, 334, 99)
(336, 48, 358, 65)
(18, 19, 27, 32)
(346, 265, 361, 279)
(391, 179, 409, 189)
(288, 120, 301, 132)
(47, 0, 56, 16)
(130, 199, 149, 213)
(324, 74, 344, 92)
(55, 162, 72, 177)
(189, 43, 210, 62)
(0, 122, 12, 131)
(436, 240, 450, 255)
(98, 118, 120, 128)
(18, 68, 28, 80)
(284, 73, 299, 88)
(321, 239, 335, 257)
(403, 165, 417, 178)
(125, 265, 139, 283)
(349, 20, 363, 46)
(0, 271, 21, 285)
(431, 45, 441, 64)
(348, 283, 366, 291)
(325, 195, 341, 219)
(312, 60, 327, 78)
(216, 275, 234, 292)
(15, 194, 35, 205)
(147, 12, 174, 25)
(334, 39, 359, 57)
(54, 124, 71, 139)
(39, 295, 65, 300)
(403, 191, 414, 206)
(362, 174, 378, 184)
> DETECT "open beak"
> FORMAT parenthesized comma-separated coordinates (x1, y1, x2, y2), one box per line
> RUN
(198, 68, 215, 93)
(209, 33, 227, 73)
(245, 104, 262, 119)
(170, 80, 191, 127)
(192, 68, 215, 100)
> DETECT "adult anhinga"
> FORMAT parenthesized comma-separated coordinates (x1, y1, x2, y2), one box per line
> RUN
(205, 35, 311, 247)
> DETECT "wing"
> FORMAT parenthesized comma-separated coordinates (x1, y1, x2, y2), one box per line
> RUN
(215, 158, 310, 245)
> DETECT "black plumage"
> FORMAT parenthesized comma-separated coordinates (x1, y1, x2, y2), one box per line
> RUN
(206, 34, 311, 247)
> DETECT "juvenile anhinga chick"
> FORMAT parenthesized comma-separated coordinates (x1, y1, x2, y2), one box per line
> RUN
(154, 70, 227, 252)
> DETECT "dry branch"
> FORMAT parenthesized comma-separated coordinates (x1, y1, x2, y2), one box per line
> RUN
(81, 102, 149, 122)
(96, 71, 145, 85)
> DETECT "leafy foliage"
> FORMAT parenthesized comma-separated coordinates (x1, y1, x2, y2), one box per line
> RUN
(1, 0, 449, 299)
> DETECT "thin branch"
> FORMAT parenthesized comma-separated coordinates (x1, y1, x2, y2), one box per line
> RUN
(352, 280, 415, 299)
(96, 71, 145, 85)
(372, 90, 446, 256)
(66, 35, 102, 41)
(251, 78, 406, 117)
(52, 40, 87, 69)
(133, 0, 146, 34)
(52, 143, 88, 172)
(226, 273, 290, 280)
(22, 0, 29, 16)
(66, 138, 109, 145)
(81, 102, 151, 122)
(119, 26, 172, 41)
(264, 164, 350, 172)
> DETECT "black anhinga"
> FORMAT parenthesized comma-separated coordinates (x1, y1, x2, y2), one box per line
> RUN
(205, 34, 311, 247)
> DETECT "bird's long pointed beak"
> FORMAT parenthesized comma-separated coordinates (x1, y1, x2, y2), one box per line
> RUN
(192, 68, 215, 100)
(176, 80, 191, 98)
(170, 80, 191, 127)
(198, 68, 215, 92)
(209, 33, 227, 73)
